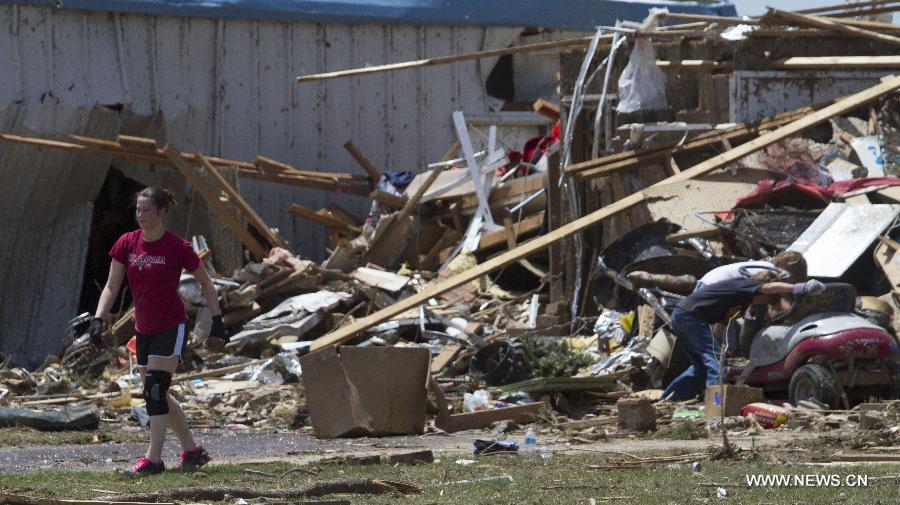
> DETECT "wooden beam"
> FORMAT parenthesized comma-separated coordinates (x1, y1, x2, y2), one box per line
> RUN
(117, 134, 158, 151)
(343, 140, 382, 183)
(659, 12, 760, 25)
(795, 0, 898, 15)
(241, 170, 372, 196)
(767, 8, 900, 46)
(288, 203, 360, 234)
(196, 153, 289, 250)
(369, 189, 407, 209)
(532, 98, 561, 121)
(477, 212, 544, 251)
(655, 59, 732, 70)
(449, 173, 546, 210)
(296, 35, 605, 83)
(164, 144, 268, 261)
(774, 55, 900, 69)
(256, 155, 366, 181)
(308, 75, 900, 352)
(570, 108, 811, 179)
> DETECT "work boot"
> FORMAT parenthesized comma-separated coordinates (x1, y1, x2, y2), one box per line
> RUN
(123, 456, 165, 476)
(179, 445, 212, 470)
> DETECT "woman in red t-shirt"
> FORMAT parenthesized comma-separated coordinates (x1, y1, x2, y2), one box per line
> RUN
(89, 187, 226, 476)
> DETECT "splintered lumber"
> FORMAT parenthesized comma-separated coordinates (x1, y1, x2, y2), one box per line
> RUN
(774, 55, 900, 69)
(296, 35, 606, 82)
(117, 134, 158, 150)
(197, 153, 289, 250)
(568, 107, 812, 178)
(289, 203, 361, 234)
(370, 165, 443, 246)
(767, 8, 900, 46)
(243, 170, 372, 195)
(533, 98, 561, 121)
(370, 189, 407, 209)
(343, 140, 382, 182)
(255, 155, 366, 182)
(165, 145, 268, 260)
(478, 212, 544, 251)
(308, 75, 900, 352)
(796, 0, 898, 15)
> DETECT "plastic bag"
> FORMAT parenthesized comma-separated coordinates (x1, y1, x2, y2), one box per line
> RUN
(463, 389, 491, 412)
(616, 38, 668, 113)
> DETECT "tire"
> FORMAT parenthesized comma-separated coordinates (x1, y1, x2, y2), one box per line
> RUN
(789, 363, 841, 408)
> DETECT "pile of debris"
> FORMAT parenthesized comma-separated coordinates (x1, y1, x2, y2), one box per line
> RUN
(3, 1, 900, 444)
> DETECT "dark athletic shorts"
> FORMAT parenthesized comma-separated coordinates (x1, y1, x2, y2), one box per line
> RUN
(135, 323, 187, 367)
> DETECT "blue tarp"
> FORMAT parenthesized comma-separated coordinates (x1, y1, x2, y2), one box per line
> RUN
(3, 1, 736, 30)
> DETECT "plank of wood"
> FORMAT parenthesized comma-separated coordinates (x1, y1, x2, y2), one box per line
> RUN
(655, 60, 732, 69)
(369, 189, 408, 209)
(241, 170, 372, 196)
(297, 35, 604, 83)
(369, 165, 442, 247)
(532, 98, 561, 121)
(117, 134, 158, 150)
(767, 8, 900, 45)
(477, 212, 544, 251)
(796, 0, 897, 15)
(775, 55, 900, 69)
(325, 203, 362, 227)
(449, 173, 546, 210)
(665, 227, 721, 244)
(288, 203, 361, 234)
(430, 344, 461, 374)
(308, 75, 900, 352)
(568, 107, 811, 178)
(343, 140, 382, 182)
(256, 155, 366, 181)
(164, 145, 268, 260)
(197, 153, 289, 250)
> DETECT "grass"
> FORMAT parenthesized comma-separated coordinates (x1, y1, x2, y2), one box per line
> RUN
(0, 428, 145, 446)
(0, 450, 897, 504)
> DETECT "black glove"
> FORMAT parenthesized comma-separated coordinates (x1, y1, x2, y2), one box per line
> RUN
(89, 317, 107, 349)
(210, 315, 227, 342)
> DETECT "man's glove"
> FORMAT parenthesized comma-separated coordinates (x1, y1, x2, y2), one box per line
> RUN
(793, 279, 825, 296)
(89, 317, 107, 349)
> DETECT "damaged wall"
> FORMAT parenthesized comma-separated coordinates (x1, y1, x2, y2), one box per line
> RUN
(0, 5, 523, 367)
(0, 4, 522, 262)
(0, 104, 115, 368)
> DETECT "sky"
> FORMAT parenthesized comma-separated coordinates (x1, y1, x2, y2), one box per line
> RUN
(732, 0, 893, 16)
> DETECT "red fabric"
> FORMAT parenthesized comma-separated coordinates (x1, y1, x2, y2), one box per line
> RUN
(826, 177, 900, 196)
(499, 122, 561, 177)
(110, 229, 201, 335)
(730, 177, 900, 212)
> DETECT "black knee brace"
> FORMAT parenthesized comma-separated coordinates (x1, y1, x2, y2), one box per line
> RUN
(143, 370, 172, 416)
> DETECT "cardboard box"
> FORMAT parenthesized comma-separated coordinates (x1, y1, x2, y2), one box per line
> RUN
(704, 385, 763, 417)
(300, 346, 430, 438)
(617, 398, 657, 432)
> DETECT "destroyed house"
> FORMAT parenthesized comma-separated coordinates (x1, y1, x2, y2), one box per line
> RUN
(0, 0, 736, 368)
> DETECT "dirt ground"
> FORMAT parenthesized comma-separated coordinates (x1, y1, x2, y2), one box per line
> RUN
(0, 427, 822, 473)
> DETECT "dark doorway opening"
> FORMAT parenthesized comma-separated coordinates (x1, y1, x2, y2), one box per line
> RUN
(78, 167, 146, 317)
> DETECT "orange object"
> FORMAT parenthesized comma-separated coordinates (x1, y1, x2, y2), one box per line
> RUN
(741, 402, 790, 429)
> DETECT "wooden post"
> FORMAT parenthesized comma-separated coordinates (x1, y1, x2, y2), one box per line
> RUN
(164, 145, 268, 261)
(343, 140, 382, 183)
(196, 153, 289, 250)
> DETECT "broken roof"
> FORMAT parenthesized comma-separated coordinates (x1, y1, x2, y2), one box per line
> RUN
(3, 0, 737, 30)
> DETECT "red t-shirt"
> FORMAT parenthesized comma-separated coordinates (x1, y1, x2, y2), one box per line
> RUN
(109, 229, 201, 335)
